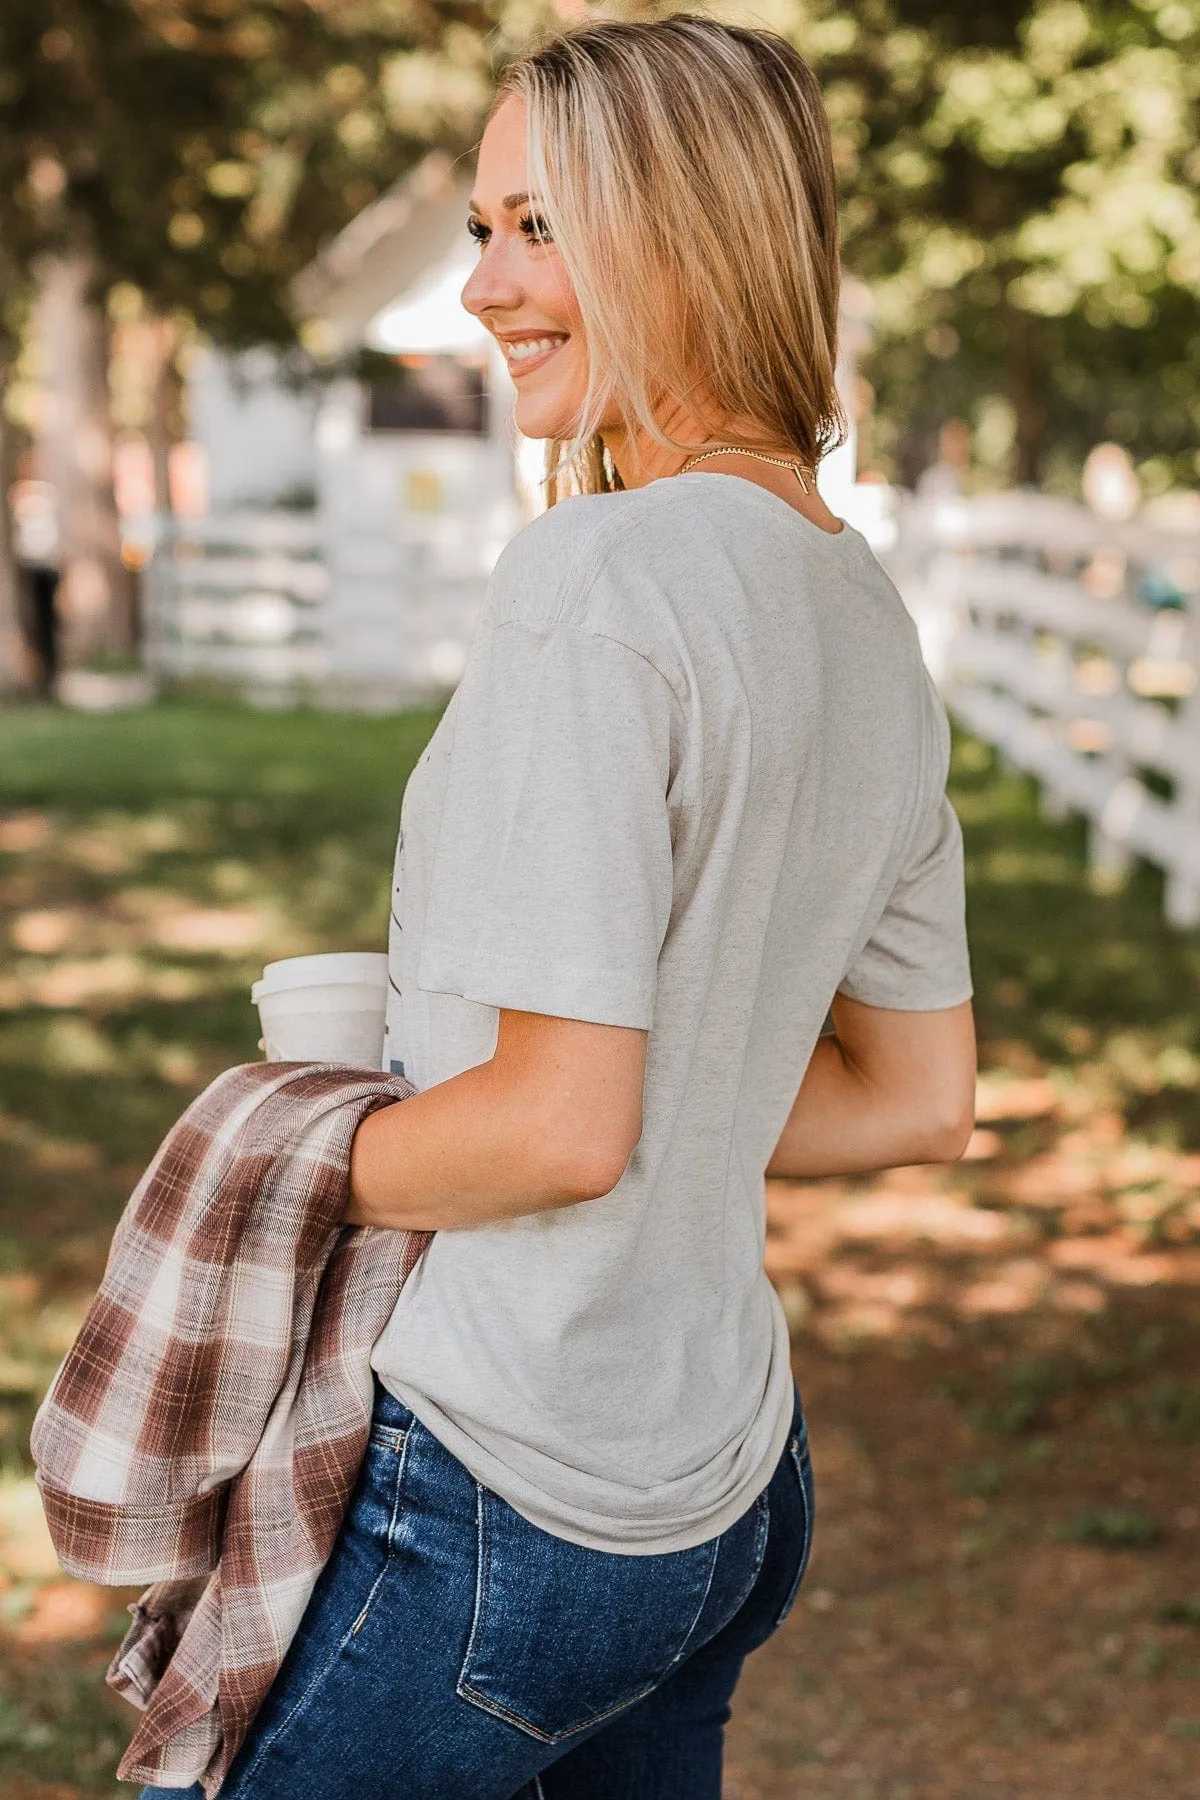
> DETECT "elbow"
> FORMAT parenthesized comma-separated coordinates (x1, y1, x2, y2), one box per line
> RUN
(538, 1121, 639, 1206)
(522, 1081, 643, 1208)
(922, 1099, 976, 1164)
(554, 1142, 637, 1204)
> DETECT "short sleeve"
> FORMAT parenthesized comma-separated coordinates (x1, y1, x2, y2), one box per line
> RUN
(416, 619, 677, 1029)
(838, 795, 973, 1011)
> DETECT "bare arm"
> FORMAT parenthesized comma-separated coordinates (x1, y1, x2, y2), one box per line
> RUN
(344, 1009, 648, 1232)
(765, 993, 976, 1180)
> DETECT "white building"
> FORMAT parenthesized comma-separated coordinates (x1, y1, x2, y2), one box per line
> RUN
(154, 152, 872, 708)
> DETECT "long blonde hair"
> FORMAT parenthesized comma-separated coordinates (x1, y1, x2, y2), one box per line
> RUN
(495, 16, 847, 506)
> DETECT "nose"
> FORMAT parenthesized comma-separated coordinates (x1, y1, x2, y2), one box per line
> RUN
(461, 237, 523, 323)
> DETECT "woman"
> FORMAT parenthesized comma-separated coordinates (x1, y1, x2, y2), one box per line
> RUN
(146, 17, 975, 1799)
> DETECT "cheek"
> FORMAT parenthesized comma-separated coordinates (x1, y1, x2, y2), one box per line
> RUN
(548, 270, 587, 389)
(532, 254, 582, 335)
(563, 335, 590, 395)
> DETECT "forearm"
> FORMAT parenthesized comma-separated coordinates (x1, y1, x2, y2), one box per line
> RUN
(766, 1038, 926, 1179)
(345, 1052, 627, 1233)
(766, 1008, 975, 1181)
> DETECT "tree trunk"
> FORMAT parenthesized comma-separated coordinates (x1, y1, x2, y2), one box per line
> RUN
(36, 254, 138, 664)
(145, 316, 181, 518)
(0, 368, 34, 693)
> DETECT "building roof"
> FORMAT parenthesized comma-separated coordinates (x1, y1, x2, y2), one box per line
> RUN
(292, 152, 476, 354)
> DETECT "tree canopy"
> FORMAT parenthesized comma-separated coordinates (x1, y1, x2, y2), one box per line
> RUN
(0, 0, 546, 347)
(0, 0, 1195, 490)
(753, 0, 1200, 487)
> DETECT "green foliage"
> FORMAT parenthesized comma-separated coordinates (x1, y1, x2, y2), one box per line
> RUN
(948, 733, 1200, 1117)
(0, 0, 553, 346)
(0, 692, 440, 808)
(1160, 1596, 1200, 1626)
(1060, 1507, 1162, 1548)
(958, 1457, 1005, 1498)
(965, 1356, 1074, 1435)
(1139, 1379, 1200, 1438)
(2, 0, 1195, 482)
(939, 1318, 1194, 1446)
(725, 0, 1200, 486)
(1132, 1636, 1168, 1678)
(0, 1659, 128, 1792)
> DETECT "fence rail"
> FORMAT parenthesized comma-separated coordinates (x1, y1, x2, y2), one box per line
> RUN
(141, 508, 493, 709)
(142, 513, 326, 702)
(894, 488, 1200, 927)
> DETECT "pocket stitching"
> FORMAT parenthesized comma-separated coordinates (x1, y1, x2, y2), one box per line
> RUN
(671, 1488, 771, 1667)
(456, 1492, 721, 1744)
(653, 1525, 723, 1684)
(349, 1427, 411, 1634)
(457, 1479, 492, 1705)
(456, 1672, 662, 1745)
(770, 1431, 813, 1631)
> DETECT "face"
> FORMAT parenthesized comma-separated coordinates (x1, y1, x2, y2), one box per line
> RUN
(461, 95, 592, 441)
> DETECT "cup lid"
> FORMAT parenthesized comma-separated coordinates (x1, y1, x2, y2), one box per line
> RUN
(252, 951, 389, 1003)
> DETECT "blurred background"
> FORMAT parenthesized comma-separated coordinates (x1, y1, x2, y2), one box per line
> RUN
(1, 2, 1199, 1796)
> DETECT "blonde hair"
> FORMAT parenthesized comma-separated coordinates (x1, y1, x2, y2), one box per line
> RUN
(495, 16, 847, 505)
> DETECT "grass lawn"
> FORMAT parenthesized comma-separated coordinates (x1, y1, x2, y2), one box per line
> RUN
(1, 698, 1199, 1798)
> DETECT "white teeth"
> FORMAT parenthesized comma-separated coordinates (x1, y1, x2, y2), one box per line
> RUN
(507, 336, 565, 362)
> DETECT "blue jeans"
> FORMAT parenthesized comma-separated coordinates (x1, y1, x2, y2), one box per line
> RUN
(140, 1376, 813, 1800)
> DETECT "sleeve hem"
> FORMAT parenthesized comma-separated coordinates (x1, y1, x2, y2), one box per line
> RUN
(836, 977, 974, 1012)
(418, 939, 656, 1030)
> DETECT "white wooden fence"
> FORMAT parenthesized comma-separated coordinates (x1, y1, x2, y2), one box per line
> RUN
(892, 489, 1200, 926)
(142, 514, 328, 704)
(142, 509, 491, 711)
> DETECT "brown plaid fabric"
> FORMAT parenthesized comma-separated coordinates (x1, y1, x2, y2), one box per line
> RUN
(30, 1060, 427, 1796)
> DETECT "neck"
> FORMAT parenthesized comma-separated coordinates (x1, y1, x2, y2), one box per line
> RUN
(597, 396, 843, 535)
(599, 394, 715, 492)
(600, 396, 807, 494)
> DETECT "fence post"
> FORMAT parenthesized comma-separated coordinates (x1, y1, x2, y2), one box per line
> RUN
(1090, 777, 1137, 892)
(1163, 602, 1200, 929)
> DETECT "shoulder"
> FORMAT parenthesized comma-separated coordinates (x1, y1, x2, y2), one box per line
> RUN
(488, 488, 663, 620)
(485, 483, 711, 669)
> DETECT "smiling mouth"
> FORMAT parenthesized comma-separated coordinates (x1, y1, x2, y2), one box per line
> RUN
(502, 334, 568, 376)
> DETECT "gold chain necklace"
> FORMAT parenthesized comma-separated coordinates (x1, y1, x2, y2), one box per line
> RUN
(678, 445, 815, 495)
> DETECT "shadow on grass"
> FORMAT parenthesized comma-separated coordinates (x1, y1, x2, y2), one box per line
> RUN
(954, 732, 1200, 1147)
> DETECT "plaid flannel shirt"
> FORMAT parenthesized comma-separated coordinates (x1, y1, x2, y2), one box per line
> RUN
(30, 1060, 428, 1796)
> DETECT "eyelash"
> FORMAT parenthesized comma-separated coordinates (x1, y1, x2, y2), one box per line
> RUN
(466, 211, 553, 247)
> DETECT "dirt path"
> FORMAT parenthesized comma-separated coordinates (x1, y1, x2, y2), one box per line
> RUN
(725, 1302, 1200, 1799)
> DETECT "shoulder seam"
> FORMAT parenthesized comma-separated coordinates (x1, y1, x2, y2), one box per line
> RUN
(518, 496, 643, 625)
(521, 487, 678, 619)
(559, 491, 664, 606)
(491, 614, 686, 714)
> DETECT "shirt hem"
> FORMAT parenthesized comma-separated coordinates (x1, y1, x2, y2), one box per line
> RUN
(374, 1308, 796, 1556)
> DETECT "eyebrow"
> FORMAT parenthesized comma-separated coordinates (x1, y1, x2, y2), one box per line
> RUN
(467, 190, 530, 214)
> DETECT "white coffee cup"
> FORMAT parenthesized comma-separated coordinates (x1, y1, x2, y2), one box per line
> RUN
(252, 952, 390, 1066)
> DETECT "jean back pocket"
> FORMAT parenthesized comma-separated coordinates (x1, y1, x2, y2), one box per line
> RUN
(457, 1488, 720, 1743)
